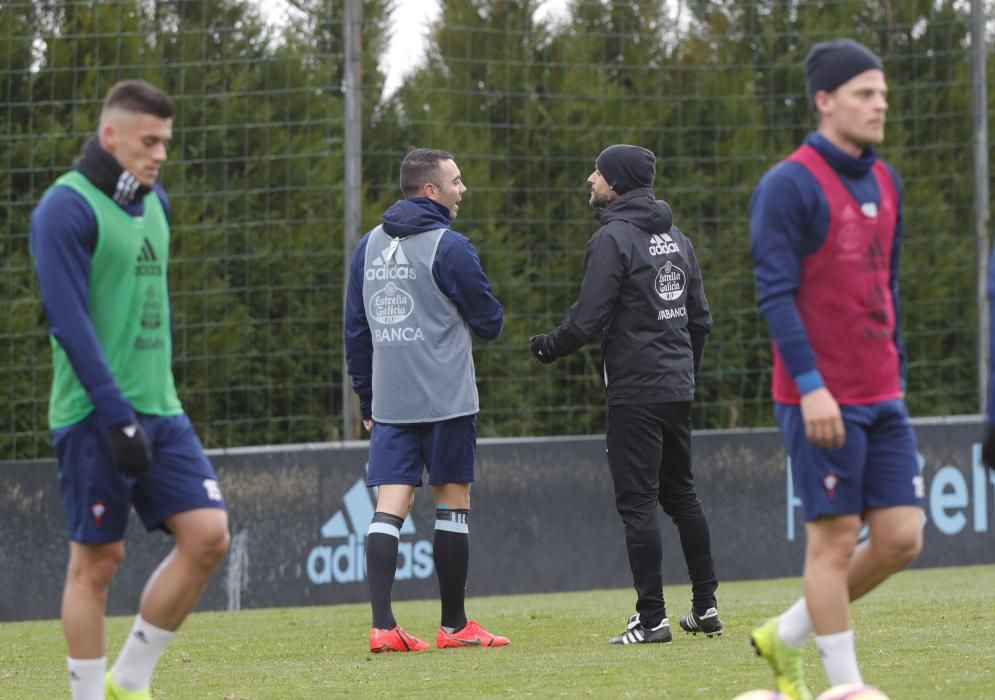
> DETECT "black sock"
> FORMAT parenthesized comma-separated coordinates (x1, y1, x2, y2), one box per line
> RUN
(367, 511, 404, 630)
(434, 508, 469, 631)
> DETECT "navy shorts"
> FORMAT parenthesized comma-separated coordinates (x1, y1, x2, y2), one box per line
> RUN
(51, 412, 226, 543)
(367, 414, 477, 487)
(776, 399, 923, 521)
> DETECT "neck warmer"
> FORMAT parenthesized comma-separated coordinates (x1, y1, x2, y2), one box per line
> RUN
(74, 136, 151, 206)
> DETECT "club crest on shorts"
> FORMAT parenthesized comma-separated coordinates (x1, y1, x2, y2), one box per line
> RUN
(91, 500, 106, 527)
(822, 471, 839, 499)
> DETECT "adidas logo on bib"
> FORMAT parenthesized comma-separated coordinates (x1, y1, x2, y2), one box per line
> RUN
(366, 244, 417, 281)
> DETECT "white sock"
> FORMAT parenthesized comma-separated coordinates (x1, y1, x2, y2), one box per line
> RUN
(110, 615, 175, 692)
(778, 597, 814, 647)
(816, 629, 863, 687)
(67, 656, 106, 700)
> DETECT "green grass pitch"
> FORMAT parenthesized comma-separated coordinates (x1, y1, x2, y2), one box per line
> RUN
(1, 565, 992, 698)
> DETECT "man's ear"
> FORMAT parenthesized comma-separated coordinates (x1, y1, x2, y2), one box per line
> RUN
(99, 121, 116, 152)
(813, 89, 832, 116)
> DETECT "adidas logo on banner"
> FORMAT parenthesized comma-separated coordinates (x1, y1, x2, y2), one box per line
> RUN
(649, 232, 679, 256)
(306, 473, 434, 585)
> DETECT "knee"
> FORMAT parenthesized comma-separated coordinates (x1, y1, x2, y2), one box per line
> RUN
(900, 529, 923, 564)
(867, 508, 924, 570)
(807, 522, 861, 570)
(876, 526, 923, 569)
(660, 491, 702, 521)
(615, 497, 657, 531)
(201, 525, 231, 568)
(183, 524, 231, 573)
(68, 544, 124, 591)
(810, 541, 857, 571)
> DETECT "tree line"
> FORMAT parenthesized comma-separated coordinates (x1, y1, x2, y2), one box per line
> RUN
(0, 0, 983, 458)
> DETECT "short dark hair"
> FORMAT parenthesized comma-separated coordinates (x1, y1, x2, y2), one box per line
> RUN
(102, 80, 174, 119)
(399, 149, 454, 198)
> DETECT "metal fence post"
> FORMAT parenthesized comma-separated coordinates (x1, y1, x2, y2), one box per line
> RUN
(342, 0, 363, 440)
(971, 0, 989, 415)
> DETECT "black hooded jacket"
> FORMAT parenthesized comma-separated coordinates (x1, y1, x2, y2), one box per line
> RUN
(545, 187, 712, 405)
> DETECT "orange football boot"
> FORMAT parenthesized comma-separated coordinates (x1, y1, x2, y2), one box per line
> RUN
(369, 625, 429, 653)
(436, 619, 510, 648)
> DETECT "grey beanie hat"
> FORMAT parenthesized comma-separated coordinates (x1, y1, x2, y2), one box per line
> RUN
(805, 39, 883, 105)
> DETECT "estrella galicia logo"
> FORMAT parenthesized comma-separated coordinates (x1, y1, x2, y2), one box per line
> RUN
(140, 288, 162, 329)
(135, 237, 162, 276)
(306, 470, 434, 585)
(369, 282, 414, 325)
(654, 260, 687, 301)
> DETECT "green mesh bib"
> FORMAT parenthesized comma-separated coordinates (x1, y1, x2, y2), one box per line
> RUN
(46, 171, 182, 428)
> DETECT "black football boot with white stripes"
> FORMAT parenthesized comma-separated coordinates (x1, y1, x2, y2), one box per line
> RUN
(678, 606, 724, 637)
(607, 613, 672, 645)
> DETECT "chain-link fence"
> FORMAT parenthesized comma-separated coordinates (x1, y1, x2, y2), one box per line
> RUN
(2, 0, 989, 459)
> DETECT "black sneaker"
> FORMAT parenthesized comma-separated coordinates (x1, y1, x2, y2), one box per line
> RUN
(607, 613, 672, 645)
(678, 606, 724, 637)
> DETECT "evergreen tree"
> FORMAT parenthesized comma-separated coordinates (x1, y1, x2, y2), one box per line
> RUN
(0, 0, 985, 457)
(0, 0, 395, 456)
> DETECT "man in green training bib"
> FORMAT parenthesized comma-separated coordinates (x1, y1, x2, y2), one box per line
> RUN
(30, 80, 230, 700)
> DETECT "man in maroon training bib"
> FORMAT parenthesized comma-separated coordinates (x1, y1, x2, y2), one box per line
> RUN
(748, 39, 924, 700)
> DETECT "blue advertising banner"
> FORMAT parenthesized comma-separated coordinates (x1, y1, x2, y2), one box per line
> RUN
(1, 418, 991, 621)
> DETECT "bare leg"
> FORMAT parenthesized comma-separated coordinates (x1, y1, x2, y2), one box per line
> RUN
(846, 506, 924, 601)
(62, 541, 124, 658)
(803, 514, 861, 634)
(138, 508, 230, 630)
(432, 482, 470, 509)
(375, 484, 416, 518)
(779, 506, 925, 645)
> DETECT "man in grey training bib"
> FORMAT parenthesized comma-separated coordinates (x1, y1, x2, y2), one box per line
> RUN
(344, 148, 508, 652)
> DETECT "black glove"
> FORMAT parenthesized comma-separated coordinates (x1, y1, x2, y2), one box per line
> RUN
(106, 421, 152, 477)
(529, 334, 557, 364)
(982, 425, 995, 471)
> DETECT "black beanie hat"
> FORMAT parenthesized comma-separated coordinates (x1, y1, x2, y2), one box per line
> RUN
(595, 144, 655, 194)
(805, 39, 883, 105)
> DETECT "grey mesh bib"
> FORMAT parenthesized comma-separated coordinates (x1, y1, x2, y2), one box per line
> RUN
(362, 226, 478, 422)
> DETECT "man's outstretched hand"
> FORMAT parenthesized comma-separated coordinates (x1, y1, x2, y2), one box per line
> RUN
(529, 334, 557, 364)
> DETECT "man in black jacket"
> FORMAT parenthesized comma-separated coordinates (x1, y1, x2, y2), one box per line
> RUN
(530, 144, 721, 645)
